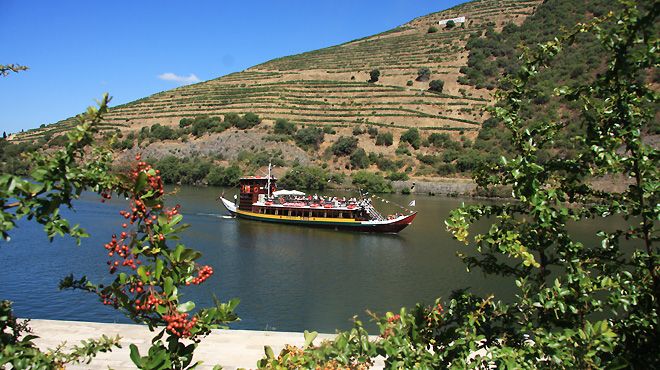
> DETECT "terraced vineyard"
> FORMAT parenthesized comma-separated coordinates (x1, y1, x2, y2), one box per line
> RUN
(16, 0, 543, 175)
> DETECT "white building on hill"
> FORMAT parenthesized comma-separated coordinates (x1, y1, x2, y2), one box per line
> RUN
(439, 16, 466, 25)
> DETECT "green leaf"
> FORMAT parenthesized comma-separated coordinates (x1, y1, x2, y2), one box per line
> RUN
(154, 259, 164, 280)
(304, 330, 318, 347)
(129, 343, 143, 367)
(264, 345, 275, 359)
(134, 171, 148, 193)
(177, 301, 195, 313)
(164, 277, 174, 296)
(136, 266, 148, 282)
(169, 214, 183, 226)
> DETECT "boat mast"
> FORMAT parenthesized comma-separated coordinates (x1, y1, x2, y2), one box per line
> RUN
(266, 162, 272, 198)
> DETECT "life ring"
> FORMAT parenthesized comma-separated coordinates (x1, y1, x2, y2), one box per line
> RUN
(252, 187, 259, 194)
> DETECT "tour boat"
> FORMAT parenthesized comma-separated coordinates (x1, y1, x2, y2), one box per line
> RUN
(218, 167, 416, 233)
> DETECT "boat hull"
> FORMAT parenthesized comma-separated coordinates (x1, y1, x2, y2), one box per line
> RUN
(219, 197, 415, 233)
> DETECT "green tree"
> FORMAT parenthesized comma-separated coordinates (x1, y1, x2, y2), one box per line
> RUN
(294, 127, 325, 150)
(232, 112, 261, 130)
(400, 128, 421, 149)
(259, 3, 659, 368)
(445, 19, 456, 29)
(427, 25, 438, 33)
(351, 171, 393, 193)
(279, 166, 332, 190)
(369, 69, 380, 83)
(149, 123, 177, 140)
(331, 136, 358, 156)
(273, 118, 296, 135)
(349, 148, 369, 169)
(1, 95, 240, 368)
(207, 165, 242, 187)
(416, 67, 431, 82)
(428, 79, 444, 93)
(375, 131, 393, 146)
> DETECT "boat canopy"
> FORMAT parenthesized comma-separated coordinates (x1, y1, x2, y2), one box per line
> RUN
(272, 189, 306, 196)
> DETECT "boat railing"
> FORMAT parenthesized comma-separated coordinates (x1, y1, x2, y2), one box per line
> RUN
(365, 204, 385, 221)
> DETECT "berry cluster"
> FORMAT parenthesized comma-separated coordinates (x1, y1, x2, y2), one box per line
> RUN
(100, 190, 112, 203)
(134, 291, 165, 312)
(425, 302, 444, 326)
(187, 265, 213, 285)
(96, 154, 215, 341)
(163, 204, 180, 221)
(386, 314, 401, 323)
(104, 233, 141, 273)
(100, 293, 118, 307)
(163, 312, 198, 338)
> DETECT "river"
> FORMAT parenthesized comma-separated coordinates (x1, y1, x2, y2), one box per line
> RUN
(0, 185, 591, 333)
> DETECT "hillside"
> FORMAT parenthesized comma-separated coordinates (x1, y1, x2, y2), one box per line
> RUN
(7, 0, 559, 188)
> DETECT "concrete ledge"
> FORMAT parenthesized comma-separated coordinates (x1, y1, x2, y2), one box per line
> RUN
(27, 319, 384, 369)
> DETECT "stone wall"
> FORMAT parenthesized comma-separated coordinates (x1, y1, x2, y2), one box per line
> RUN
(393, 179, 477, 196)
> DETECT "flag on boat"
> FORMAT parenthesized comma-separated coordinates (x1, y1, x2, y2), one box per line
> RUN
(408, 200, 416, 207)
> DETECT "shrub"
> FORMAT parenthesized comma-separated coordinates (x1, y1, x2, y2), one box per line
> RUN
(351, 171, 393, 193)
(406, 80, 413, 86)
(0, 95, 239, 369)
(279, 165, 332, 190)
(273, 118, 297, 135)
(206, 165, 241, 186)
(428, 132, 460, 150)
(349, 148, 369, 169)
(149, 123, 177, 140)
(428, 79, 444, 93)
(400, 128, 421, 149)
(352, 126, 364, 135)
(234, 113, 261, 129)
(294, 127, 325, 150)
(224, 113, 241, 126)
(182, 116, 227, 137)
(427, 26, 438, 33)
(331, 136, 358, 156)
(322, 126, 336, 134)
(179, 118, 193, 128)
(367, 126, 379, 138)
(373, 155, 398, 172)
(395, 144, 411, 156)
(375, 131, 393, 146)
(369, 69, 380, 83)
(416, 67, 431, 82)
(445, 19, 456, 29)
(435, 162, 456, 175)
(386, 172, 409, 181)
(416, 154, 439, 165)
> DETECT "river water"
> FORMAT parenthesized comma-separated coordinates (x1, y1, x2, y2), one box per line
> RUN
(0, 185, 603, 333)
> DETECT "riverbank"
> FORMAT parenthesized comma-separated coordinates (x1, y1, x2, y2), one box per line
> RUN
(391, 179, 477, 196)
(27, 319, 385, 369)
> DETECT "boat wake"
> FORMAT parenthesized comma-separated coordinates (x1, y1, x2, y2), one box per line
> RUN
(195, 212, 234, 219)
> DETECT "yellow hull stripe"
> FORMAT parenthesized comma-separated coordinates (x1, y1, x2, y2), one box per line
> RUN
(236, 209, 359, 223)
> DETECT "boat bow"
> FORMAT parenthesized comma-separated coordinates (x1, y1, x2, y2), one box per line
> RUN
(219, 196, 237, 215)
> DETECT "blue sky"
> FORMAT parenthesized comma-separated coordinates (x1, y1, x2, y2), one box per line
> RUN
(1, 0, 464, 134)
